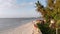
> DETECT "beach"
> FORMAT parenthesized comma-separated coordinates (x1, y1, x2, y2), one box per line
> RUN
(0, 18, 42, 34)
(0, 22, 33, 34)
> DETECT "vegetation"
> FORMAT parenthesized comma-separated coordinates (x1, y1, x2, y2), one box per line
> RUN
(35, 0, 60, 34)
(37, 23, 56, 34)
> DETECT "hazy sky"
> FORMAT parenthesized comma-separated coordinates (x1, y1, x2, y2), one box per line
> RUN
(0, 0, 46, 18)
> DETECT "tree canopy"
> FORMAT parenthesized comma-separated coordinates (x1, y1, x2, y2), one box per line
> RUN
(35, 0, 60, 24)
(35, 0, 60, 34)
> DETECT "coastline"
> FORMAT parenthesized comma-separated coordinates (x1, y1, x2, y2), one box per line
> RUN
(0, 22, 33, 34)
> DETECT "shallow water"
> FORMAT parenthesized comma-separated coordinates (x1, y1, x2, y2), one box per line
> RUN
(0, 18, 36, 31)
(0, 18, 42, 32)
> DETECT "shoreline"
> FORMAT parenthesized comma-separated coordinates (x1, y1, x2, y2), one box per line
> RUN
(0, 22, 33, 34)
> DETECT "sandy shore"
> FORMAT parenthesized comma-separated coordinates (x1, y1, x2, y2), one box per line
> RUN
(0, 22, 33, 34)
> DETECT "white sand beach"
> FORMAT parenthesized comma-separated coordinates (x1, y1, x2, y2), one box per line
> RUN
(0, 22, 33, 34)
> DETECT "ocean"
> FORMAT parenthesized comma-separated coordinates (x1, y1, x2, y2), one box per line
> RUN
(0, 18, 42, 32)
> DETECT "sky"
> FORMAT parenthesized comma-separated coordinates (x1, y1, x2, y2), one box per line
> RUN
(0, 0, 47, 18)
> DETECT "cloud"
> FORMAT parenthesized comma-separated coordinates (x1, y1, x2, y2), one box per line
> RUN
(15, 2, 34, 8)
(0, 0, 34, 9)
(0, 0, 39, 18)
(0, 0, 16, 10)
(0, 0, 18, 17)
(21, 2, 34, 6)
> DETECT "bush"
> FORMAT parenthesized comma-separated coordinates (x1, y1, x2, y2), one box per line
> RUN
(37, 23, 56, 34)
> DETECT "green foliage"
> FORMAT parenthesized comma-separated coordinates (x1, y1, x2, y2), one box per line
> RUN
(35, 0, 60, 34)
(56, 20, 60, 27)
(35, 0, 60, 21)
(37, 23, 56, 34)
(54, 14, 60, 20)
